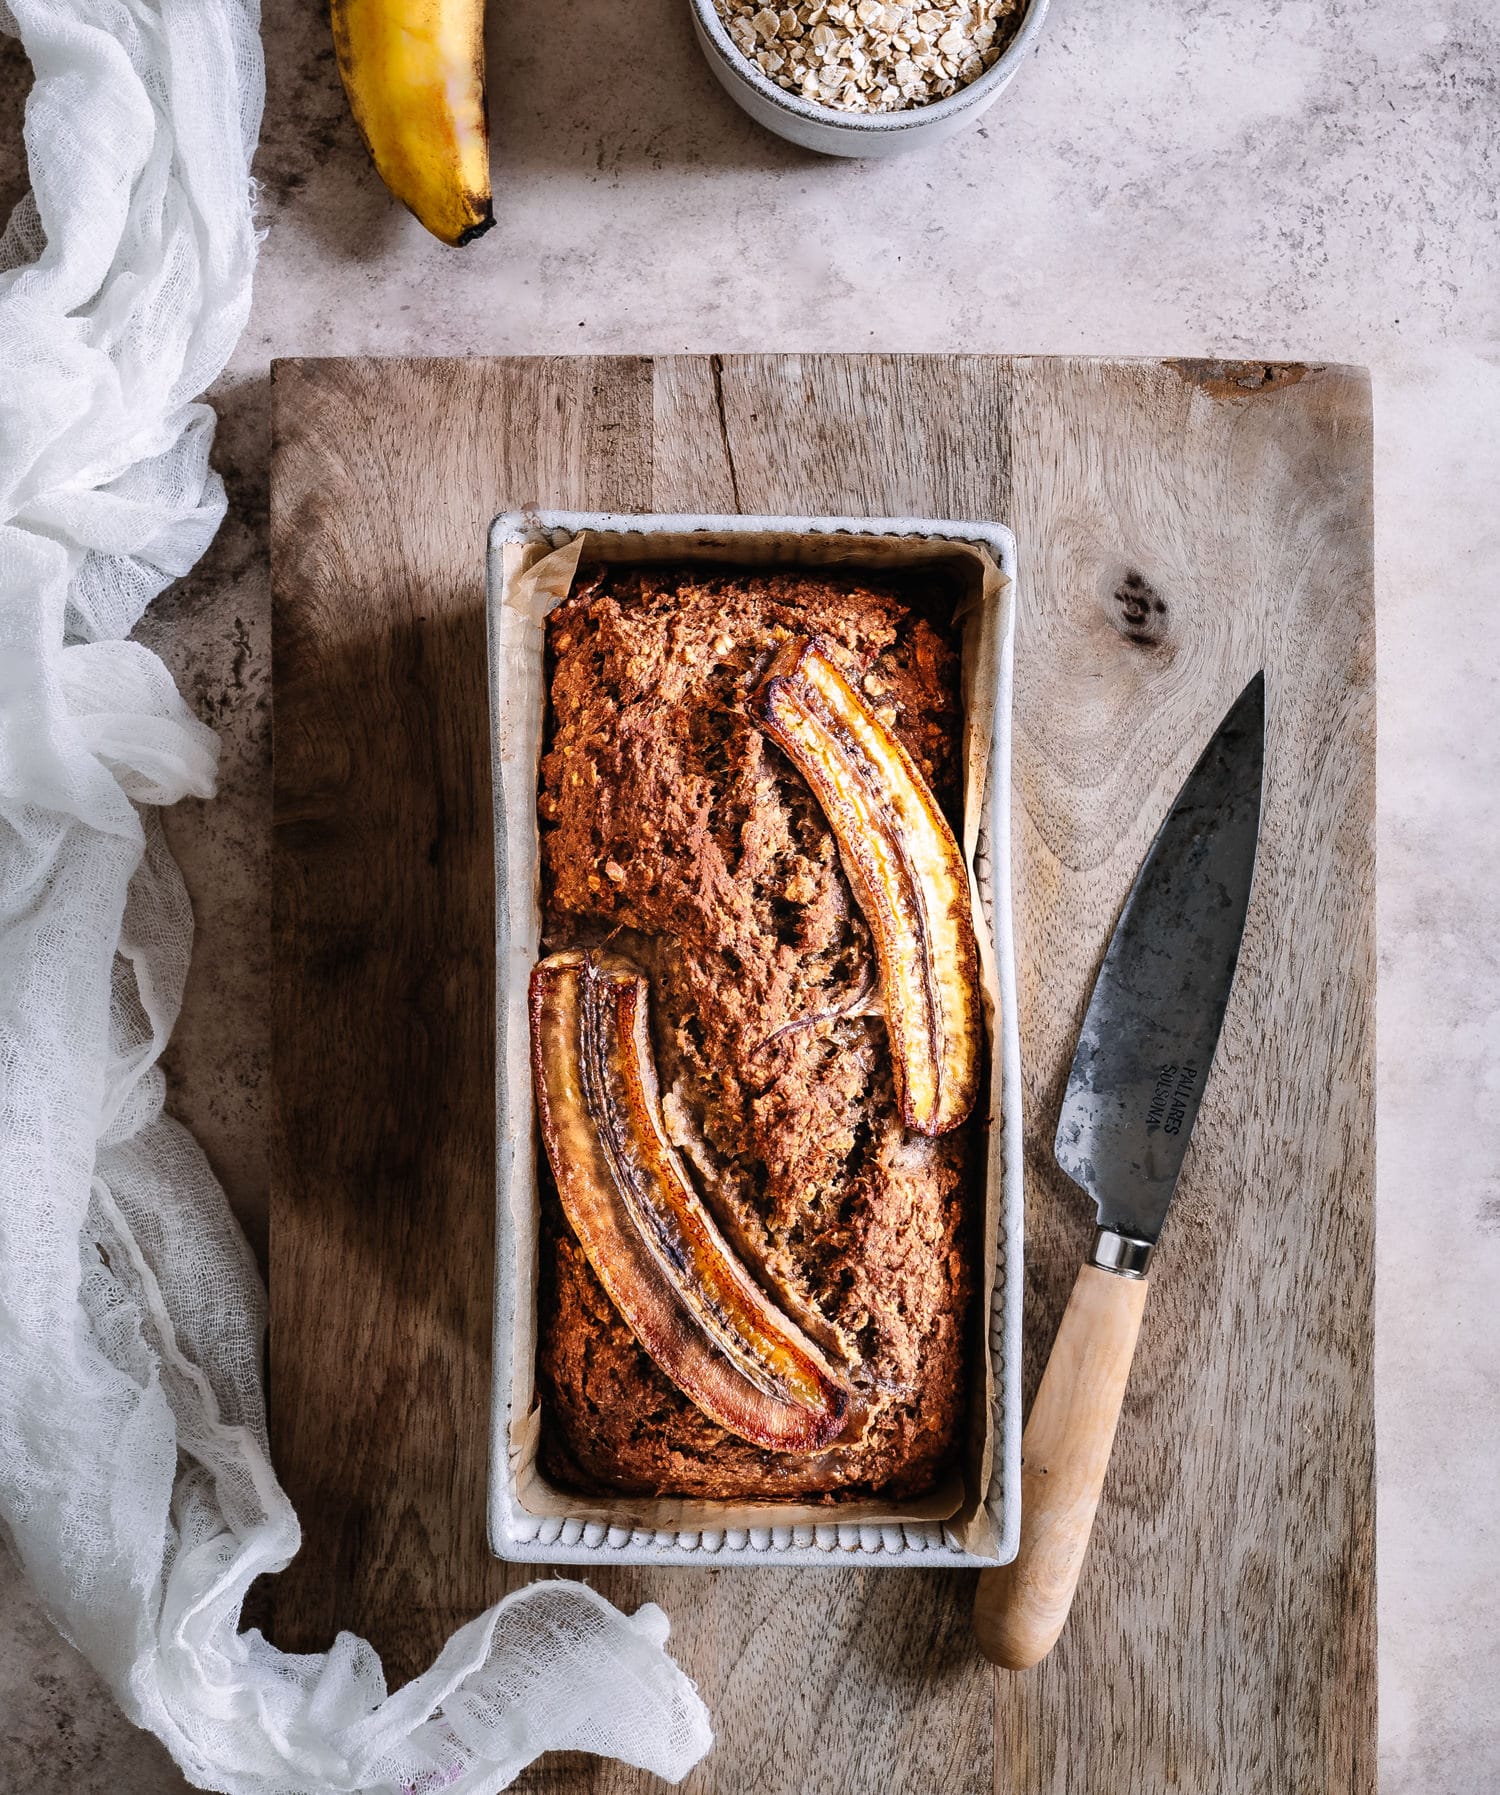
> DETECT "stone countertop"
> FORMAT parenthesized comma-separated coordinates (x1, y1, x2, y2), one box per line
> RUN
(1, 0, 1497, 1788)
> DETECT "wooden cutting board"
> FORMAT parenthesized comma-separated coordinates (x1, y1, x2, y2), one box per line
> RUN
(269, 355, 1375, 1794)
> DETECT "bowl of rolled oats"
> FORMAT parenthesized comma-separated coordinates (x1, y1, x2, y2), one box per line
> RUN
(690, 0, 1046, 155)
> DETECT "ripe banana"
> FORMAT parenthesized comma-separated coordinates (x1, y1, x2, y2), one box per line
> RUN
(530, 949, 849, 1453)
(331, 0, 493, 247)
(752, 637, 982, 1136)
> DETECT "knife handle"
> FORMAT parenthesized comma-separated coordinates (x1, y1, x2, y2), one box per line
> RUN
(973, 1260, 1149, 1669)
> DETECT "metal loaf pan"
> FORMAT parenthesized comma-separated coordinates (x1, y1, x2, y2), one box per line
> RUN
(486, 512, 1023, 1569)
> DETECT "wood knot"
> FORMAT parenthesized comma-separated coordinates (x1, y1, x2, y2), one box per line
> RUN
(1111, 570, 1168, 647)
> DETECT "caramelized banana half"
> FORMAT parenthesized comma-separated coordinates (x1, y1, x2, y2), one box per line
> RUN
(530, 949, 849, 1452)
(753, 638, 982, 1136)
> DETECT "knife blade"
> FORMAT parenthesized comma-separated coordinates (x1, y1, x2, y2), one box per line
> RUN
(973, 672, 1265, 1670)
(1056, 668, 1264, 1258)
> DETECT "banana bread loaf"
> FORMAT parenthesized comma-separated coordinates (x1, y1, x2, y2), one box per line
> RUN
(535, 562, 976, 1502)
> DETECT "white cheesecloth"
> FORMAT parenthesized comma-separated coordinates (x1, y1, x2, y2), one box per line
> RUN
(0, 0, 713, 1787)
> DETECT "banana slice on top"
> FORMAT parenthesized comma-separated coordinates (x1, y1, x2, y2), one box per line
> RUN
(752, 637, 982, 1137)
(530, 950, 849, 1453)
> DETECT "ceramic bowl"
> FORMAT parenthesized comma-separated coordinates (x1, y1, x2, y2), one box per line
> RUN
(687, 0, 1050, 157)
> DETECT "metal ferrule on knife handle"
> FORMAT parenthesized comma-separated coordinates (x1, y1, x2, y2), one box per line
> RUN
(1090, 1228, 1153, 1278)
(752, 638, 982, 1136)
(530, 949, 849, 1452)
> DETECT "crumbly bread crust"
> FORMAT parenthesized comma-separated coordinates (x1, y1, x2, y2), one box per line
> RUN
(536, 565, 974, 1501)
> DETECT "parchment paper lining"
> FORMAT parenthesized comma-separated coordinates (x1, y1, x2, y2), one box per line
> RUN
(495, 525, 1009, 1551)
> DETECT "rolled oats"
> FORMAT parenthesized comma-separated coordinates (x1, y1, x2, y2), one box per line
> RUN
(712, 0, 1022, 112)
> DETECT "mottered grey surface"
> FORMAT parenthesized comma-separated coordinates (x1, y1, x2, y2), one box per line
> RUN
(266, 355, 1373, 1795)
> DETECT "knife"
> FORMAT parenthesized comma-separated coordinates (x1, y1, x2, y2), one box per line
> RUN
(972, 671, 1265, 1671)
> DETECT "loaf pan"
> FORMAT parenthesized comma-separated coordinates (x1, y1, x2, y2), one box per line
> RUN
(486, 512, 1023, 1569)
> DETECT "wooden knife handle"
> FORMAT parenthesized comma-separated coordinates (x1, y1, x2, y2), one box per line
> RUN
(973, 1262, 1149, 1669)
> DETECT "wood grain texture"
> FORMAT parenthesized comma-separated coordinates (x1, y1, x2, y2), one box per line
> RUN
(974, 1266, 1150, 1670)
(269, 355, 653, 1665)
(270, 355, 1374, 1795)
(995, 357, 1376, 1795)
